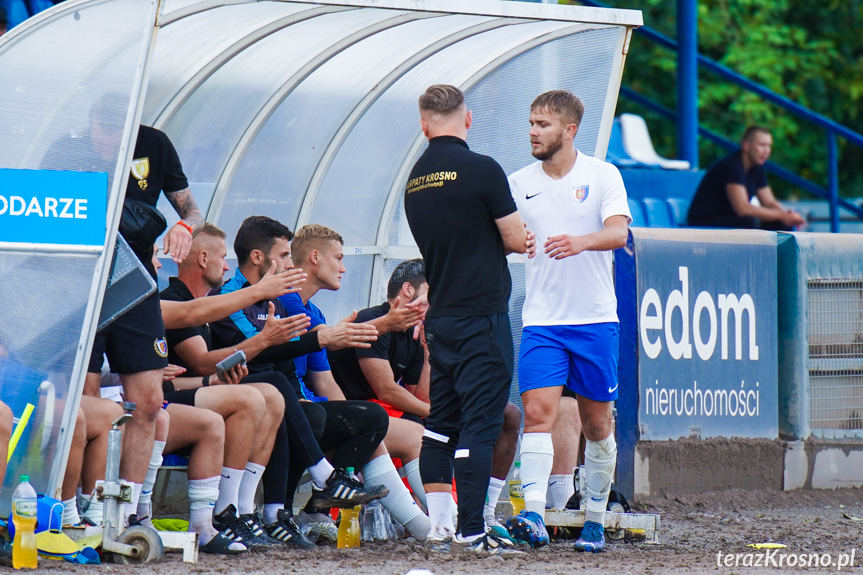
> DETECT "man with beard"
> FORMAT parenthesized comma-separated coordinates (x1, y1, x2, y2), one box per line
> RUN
(687, 126, 805, 230)
(505, 90, 630, 553)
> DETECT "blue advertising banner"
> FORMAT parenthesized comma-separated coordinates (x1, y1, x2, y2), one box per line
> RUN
(620, 228, 778, 441)
(0, 168, 108, 246)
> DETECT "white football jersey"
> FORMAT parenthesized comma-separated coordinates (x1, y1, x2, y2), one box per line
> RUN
(510, 151, 631, 327)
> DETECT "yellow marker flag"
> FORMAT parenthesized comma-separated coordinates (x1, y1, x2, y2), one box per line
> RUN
(7, 403, 35, 462)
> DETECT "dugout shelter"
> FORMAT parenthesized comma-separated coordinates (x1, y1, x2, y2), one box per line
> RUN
(0, 0, 641, 510)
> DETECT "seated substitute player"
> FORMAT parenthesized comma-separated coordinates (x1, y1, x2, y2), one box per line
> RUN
(154, 235, 307, 550)
(505, 90, 630, 553)
(329, 259, 522, 539)
(100, 361, 247, 554)
(208, 216, 390, 533)
(277, 225, 432, 542)
(163, 223, 387, 547)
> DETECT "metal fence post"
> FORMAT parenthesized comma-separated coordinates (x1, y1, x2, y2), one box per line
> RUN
(827, 132, 839, 233)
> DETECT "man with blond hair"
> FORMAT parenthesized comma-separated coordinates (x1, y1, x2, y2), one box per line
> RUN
(506, 90, 630, 553)
(403, 84, 533, 555)
(277, 224, 432, 542)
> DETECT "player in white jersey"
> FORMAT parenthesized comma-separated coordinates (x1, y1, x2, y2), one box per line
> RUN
(504, 90, 631, 553)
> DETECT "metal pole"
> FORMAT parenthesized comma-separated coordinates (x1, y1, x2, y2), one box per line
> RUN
(677, 0, 698, 168)
(827, 131, 839, 233)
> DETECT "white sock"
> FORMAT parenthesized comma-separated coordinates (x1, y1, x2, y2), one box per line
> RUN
(263, 503, 284, 525)
(362, 455, 429, 541)
(62, 497, 80, 526)
(519, 432, 554, 517)
(237, 462, 265, 516)
(215, 467, 243, 515)
(426, 491, 455, 539)
(547, 473, 575, 510)
(81, 492, 103, 525)
(138, 440, 165, 520)
(308, 458, 335, 488)
(403, 458, 427, 510)
(584, 434, 617, 525)
(450, 492, 459, 528)
(188, 476, 220, 544)
(483, 477, 505, 526)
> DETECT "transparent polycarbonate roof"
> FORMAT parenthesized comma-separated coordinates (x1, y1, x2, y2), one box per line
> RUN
(144, 0, 640, 245)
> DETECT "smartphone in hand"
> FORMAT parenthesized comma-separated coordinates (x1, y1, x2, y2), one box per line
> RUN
(215, 349, 247, 382)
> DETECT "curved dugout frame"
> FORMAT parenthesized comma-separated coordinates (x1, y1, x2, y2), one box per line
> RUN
(0, 0, 640, 498)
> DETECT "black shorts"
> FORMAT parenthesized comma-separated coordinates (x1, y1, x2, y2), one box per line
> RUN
(88, 290, 168, 374)
(424, 313, 512, 439)
(163, 387, 198, 406)
(562, 387, 577, 400)
(401, 412, 424, 426)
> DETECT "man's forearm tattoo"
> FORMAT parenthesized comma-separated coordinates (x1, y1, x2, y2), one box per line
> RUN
(166, 188, 204, 229)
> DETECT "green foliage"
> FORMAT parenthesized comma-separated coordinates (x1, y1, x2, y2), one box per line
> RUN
(567, 0, 863, 199)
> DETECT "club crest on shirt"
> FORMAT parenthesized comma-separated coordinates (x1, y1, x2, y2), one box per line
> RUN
(154, 338, 168, 358)
(572, 184, 589, 203)
(131, 158, 150, 190)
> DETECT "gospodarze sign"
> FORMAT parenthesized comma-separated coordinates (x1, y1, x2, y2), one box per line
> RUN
(0, 169, 108, 247)
(634, 233, 778, 440)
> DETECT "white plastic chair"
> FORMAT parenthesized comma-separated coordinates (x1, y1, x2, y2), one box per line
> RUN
(619, 113, 691, 170)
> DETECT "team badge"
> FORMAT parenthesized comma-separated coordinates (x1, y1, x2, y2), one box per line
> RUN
(131, 158, 150, 190)
(154, 338, 168, 358)
(573, 184, 589, 203)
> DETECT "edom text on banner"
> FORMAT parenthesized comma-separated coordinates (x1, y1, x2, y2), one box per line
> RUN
(0, 169, 108, 247)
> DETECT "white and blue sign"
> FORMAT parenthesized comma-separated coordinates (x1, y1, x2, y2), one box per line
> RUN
(617, 228, 778, 441)
(0, 168, 108, 246)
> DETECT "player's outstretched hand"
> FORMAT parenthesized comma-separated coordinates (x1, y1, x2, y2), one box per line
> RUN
(254, 261, 307, 299)
(545, 234, 585, 260)
(382, 295, 423, 333)
(318, 310, 378, 350)
(260, 301, 311, 345)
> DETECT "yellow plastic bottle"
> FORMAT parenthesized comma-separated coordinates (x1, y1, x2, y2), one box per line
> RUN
(337, 506, 362, 548)
(509, 462, 525, 515)
(336, 468, 361, 549)
(12, 475, 38, 569)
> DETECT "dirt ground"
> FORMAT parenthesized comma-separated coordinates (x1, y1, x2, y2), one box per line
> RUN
(24, 487, 863, 574)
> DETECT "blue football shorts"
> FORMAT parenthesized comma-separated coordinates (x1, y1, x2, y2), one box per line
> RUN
(518, 322, 619, 402)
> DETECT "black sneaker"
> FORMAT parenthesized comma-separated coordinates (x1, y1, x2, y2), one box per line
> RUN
(264, 509, 316, 549)
(239, 512, 280, 546)
(213, 504, 275, 551)
(200, 532, 248, 555)
(451, 532, 525, 556)
(310, 469, 389, 510)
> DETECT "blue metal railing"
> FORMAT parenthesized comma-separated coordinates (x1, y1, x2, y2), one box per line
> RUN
(620, 87, 863, 221)
(579, 0, 863, 232)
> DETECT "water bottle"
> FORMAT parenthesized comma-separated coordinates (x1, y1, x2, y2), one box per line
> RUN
(361, 502, 376, 542)
(12, 476, 38, 569)
(509, 462, 525, 515)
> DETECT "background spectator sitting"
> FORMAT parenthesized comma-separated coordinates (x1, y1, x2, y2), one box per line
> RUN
(687, 126, 806, 230)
